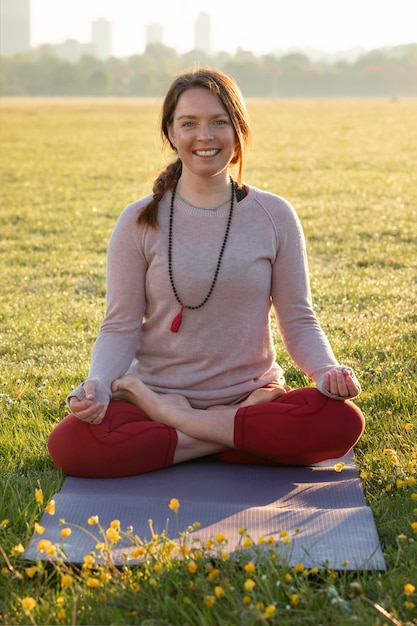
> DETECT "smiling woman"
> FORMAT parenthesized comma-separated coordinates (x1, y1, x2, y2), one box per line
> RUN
(47, 66, 364, 479)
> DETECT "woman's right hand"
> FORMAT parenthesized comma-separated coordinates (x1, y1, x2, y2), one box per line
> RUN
(68, 380, 106, 425)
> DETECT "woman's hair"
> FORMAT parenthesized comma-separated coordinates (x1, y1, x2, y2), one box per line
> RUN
(137, 67, 252, 227)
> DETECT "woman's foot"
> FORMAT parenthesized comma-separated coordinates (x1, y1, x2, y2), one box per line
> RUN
(207, 385, 287, 411)
(111, 374, 191, 422)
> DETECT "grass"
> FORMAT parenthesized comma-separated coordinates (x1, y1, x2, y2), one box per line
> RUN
(0, 96, 416, 625)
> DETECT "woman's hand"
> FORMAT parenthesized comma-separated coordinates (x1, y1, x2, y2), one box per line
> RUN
(323, 367, 360, 399)
(68, 380, 106, 425)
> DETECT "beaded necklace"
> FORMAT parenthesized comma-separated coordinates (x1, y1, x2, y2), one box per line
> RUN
(168, 177, 235, 333)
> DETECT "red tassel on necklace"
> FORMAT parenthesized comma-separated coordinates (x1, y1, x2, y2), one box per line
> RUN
(170, 306, 184, 333)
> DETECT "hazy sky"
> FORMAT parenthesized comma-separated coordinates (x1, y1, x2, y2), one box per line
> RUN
(31, 0, 417, 57)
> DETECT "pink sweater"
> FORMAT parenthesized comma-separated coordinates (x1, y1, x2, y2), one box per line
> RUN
(72, 186, 348, 409)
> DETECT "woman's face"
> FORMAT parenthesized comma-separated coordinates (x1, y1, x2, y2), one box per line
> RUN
(167, 87, 237, 181)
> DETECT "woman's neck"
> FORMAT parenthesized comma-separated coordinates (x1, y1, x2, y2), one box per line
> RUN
(176, 174, 232, 210)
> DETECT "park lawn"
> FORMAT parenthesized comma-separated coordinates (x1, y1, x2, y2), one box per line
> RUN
(0, 96, 416, 625)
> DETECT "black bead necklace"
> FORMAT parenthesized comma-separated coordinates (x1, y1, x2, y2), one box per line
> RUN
(168, 177, 235, 333)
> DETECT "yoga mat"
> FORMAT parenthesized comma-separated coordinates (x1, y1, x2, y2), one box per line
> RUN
(24, 451, 386, 570)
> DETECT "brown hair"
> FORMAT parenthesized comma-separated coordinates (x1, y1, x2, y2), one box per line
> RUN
(137, 67, 252, 228)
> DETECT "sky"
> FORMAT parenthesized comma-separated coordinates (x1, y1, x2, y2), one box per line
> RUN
(30, 0, 417, 57)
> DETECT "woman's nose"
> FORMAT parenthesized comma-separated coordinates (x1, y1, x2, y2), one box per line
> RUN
(198, 123, 214, 140)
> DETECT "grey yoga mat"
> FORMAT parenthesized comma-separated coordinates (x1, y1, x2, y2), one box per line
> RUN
(24, 451, 386, 570)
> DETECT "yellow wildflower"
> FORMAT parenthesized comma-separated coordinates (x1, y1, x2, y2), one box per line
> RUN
(100, 571, 111, 583)
(60, 527, 72, 539)
(21, 597, 36, 612)
(407, 477, 416, 486)
(405, 423, 414, 430)
(410, 522, 417, 533)
(83, 554, 95, 568)
(205, 539, 213, 549)
(284, 573, 293, 583)
(294, 562, 305, 573)
(290, 593, 300, 606)
(244, 579, 256, 592)
(33, 522, 45, 535)
(25, 566, 38, 578)
(105, 527, 120, 543)
(168, 498, 180, 511)
(88, 515, 99, 525)
(61, 574, 74, 587)
(244, 561, 256, 573)
(214, 586, 224, 598)
(110, 519, 120, 530)
(204, 595, 215, 607)
(258, 534, 267, 545)
(334, 462, 345, 472)
(45, 499, 56, 515)
(396, 479, 405, 489)
(10, 544, 25, 556)
(262, 604, 276, 619)
(35, 488, 44, 505)
(0, 519, 9, 527)
(37, 539, 52, 552)
(242, 537, 253, 549)
(220, 550, 229, 561)
(153, 563, 163, 573)
(57, 610, 66, 620)
(187, 561, 198, 574)
(279, 529, 288, 538)
(86, 577, 102, 588)
(243, 595, 251, 605)
(411, 493, 417, 500)
(404, 583, 415, 595)
(215, 532, 226, 543)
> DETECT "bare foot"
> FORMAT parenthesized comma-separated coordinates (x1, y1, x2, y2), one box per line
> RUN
(111, 374, 191, 421)
(207, 385, 287, 411)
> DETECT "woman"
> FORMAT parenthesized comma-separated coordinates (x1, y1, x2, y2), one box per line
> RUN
(48, 67, 364, 478)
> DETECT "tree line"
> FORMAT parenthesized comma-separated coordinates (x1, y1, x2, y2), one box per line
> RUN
(1, 42, 416, 98)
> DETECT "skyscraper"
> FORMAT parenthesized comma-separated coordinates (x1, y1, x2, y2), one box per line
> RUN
(0, 0, 31, 56)
(194, 12, 210, 55)
(91, 18, 112, 60)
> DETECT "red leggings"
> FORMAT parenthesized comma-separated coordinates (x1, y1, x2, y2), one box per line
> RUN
(48, 388, 365, 478)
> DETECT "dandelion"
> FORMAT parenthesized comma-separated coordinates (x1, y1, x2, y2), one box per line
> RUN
(258, 534, 267, 545)
(187, 561, 198, 574)
(290, 593, 300, 606)
(34, 522, 45, 535)
(334, 462, 345, 472)
(168, 498, 180, 511)
(45, 499, 56, 515)
(60, 527, 72, 539)
(220, 550, 229, 561)
(284, 573, 293, 583)
(279, 529, 288, 538)
(411, 494, 417, 500)
(100, 571, 112, 583)
(153, 563, 163, 574)
(410, 522, 417, 533)
(204, 595, 216, 607)
(405, 423, 414, 430)
(0, 519, 9, 527)
(205, 539, 213, 549)
(242, 537, 253, 549)
(214, 586, 224, 598)
(407, 477, 416, 486)
(35, 488, 44, 505)
(21, 597, 36, 612)
(404, 584, 415, 595)
(243, 595, 251, 605)
(215, 532, 226, 543)
(88, 515, 99, 525)
(396, 479, 405, 489)
(244, 561, 256, 573)
(61, 574, 74, 587)
(193, 521, 201, 529)
(244, 579, 256, 592)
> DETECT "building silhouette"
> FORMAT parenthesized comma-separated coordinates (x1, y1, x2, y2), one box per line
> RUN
(146, 23, 163, 47)
(0, 0, 31, 56)
(194, 12, 210, 54)
(91, 18, 112, 60)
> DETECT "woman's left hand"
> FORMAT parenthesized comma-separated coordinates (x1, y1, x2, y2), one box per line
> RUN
(323, 367, 360, 398)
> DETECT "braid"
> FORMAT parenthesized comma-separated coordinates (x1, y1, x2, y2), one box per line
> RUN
(137, 160, 182, 228)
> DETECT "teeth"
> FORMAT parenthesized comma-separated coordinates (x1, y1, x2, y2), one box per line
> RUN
(195, 150, 218, 156)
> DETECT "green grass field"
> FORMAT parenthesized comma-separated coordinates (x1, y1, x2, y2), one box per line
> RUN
(1, 96, 416, 625)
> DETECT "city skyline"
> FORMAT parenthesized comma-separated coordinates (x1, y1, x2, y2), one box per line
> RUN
(29, 0, 416, 58)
